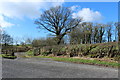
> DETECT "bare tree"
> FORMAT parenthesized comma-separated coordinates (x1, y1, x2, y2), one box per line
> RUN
(14, 37, 20, 46)
(114, 22, 120, 52)
(35, 6, 82, 45)
(25, 37, 33, 45)
(0, 25, 3, 52)
(114, 22, 119, 42)
(69, 27, 83, 44)
(32, 38, 46, 47)
(1, 31, 13, 47)
(93, 24, 99, 43)
(97, 23, 106, 43)
(69, 23, 106, 44)
(19, 36, 33, 46)
(0, 25, 2, 44)
(106, 22, 113, 42)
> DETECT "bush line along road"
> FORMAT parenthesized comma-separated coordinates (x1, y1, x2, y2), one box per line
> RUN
(1, 42, 120, 78)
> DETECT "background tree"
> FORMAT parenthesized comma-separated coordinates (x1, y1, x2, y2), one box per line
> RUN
(92, 24, 99, 43)
(1, 31, 13, 46)
(114, 22, 120, 52)
(83, 22, 93, 44)
(0, 25, 3, 53)
(114, 22, 119, 42)
(106, 22, 113, 42)
(25, 37, 33, 45)
(35, 6, 82, 45)
(0, 25, 2, 45)
(69, 22, 93, 44)
(97, 23, 106, 43)
(69, 27, 83, 44)
(14, 37, 20, 46)
(69, 22, 110, 44)
(69, 23, 83, 44)
(32, 38, 44, 47)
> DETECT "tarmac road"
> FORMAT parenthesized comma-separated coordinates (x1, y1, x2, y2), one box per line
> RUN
(2, 53, 118, 78)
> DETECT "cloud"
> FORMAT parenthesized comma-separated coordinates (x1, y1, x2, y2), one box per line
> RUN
(0, 1, 102, 28)
(0, 15, 14, 28)
(72, 8, 103, 22)
(0, 0, 64, 2)
(70, 5, 80, 11)
(0, 0, 64, 27)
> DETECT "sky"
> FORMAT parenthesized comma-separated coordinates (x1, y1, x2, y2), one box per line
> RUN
(0, 0, 118, 40)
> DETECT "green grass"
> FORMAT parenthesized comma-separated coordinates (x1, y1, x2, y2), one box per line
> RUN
(0, 54, 2, 57)
(24, 50, 120, 68)
(0, 54, 6, 57)
(25, 50, 34, 56)
(36, 56, 120, 68)
(0, 54, 17, 59)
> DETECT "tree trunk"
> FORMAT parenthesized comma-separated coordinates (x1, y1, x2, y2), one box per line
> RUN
(108, 36, 109, 42)
(56, 35, 63, 45)
(100, 36, 102, 43)
(57, 40, 61, 45)
(118, 27, 120, 52)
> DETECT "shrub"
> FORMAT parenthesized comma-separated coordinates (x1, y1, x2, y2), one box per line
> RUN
(33, 48, 40, 56)
(26, 50, 34, 56)
(51, 45, 65, 56)
(33, 42, 119, 59)
(114, 56, 120, 61)
(41, 52, 51, 56)
(40, 46, 52, 56)
(2, 54, 17, 59)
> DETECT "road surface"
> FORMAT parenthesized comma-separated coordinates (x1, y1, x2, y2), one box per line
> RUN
(2, 53, 118, 78)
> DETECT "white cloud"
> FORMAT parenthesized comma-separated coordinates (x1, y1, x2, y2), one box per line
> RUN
(72, 8, 103, 22)
(0, 15, 14, 28)
(0, 0, 64, 2)
(0, 0, 103, 28)
(70, 5, 80, 11)
(0, 0, 64, 27)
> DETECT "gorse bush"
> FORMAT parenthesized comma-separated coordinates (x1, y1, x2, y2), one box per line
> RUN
(33, 48, 40, 56)
(2, 45, 31, 55)
(41, 52, 51, 56)
(32, 42, 119, 59)
(26, 50, 34, 56)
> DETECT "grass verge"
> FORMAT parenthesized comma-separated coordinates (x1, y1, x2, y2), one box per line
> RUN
(24, 50, 120, 68)
(35, 56, 120, 68)
(0, 54, 17, 59)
